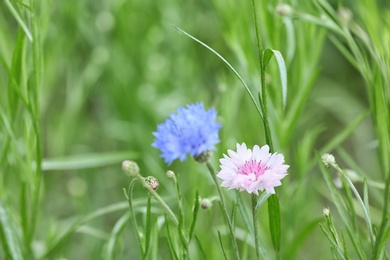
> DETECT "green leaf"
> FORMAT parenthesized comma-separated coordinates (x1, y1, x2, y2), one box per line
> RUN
(341, 230, 350, 260)
(319, 158, 366, 259)
(268, 194, 281, 252)
(218, 231, 228, 260)
(376, 226, 390, 258)
(4, 0, 33, 42)
(172, 25, 263, 120)
(151, 220, 158, 260)
(255, 192, 271, 210)
(0, 200, 23, 260)
(189, 191, 200, 242)
(105, 212, 130, 259)
(165, 215, 179, 260)
(319, 224, 346, 260)
(262, 48, 288, 109)
(195, 235, 207, 260)
(41, 200, 132, 257)
(236, 191, 254, 238)
(341, 172, 374, 249)
(144, 194, 152, 258)
(41, 151, 138, 171)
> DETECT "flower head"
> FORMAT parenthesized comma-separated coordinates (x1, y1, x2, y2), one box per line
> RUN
(144, 176, 159, 190)
(217, 143, 289, 194)
(152, 103, 221, 164)
(321, 153, 336, 168)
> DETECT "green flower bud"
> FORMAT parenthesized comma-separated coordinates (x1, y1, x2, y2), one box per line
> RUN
(194, 150, 213, 164)
(122, 160, 140, 177)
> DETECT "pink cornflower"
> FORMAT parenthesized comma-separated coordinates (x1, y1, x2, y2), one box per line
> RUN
(217, 143, 289, 194)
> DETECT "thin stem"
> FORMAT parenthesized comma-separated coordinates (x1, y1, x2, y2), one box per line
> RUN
(252, 194, 261, 260)
(135, 174, 179, 226)
(251, 0, 263, 59)
(206, 161, 240, 260)
(252, 0, 274, 151)
(127, 179, 145, 259)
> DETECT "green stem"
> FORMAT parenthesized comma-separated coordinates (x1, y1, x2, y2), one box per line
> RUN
(127, 179, 145, 258)
(372, 171, 390, 258)
(252, 194, 261, 260)
(252, 0, 263, 60)
(131, 173, 189, 259)
(252, 0, 274, 151)
(135, 174, 179, 226)
(206, 161, 240, 260)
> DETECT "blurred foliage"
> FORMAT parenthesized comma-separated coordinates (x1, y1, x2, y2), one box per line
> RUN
(0, 0, 388, 259)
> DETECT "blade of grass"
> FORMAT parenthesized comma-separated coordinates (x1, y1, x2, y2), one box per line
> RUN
(144, 194, 152, 258)
(319, 224, 346, 260)
(151, 220, 158, 260)
(165, 214, 179, 260)
(41, 151, 139, 171)
(41, 201, 130, 258)
(4, 0, 33, 42)
(105, 211, 130, 259)
(319, 160, 366, 259)
(236, 191, 254, 238)
(218, 231, 228, 260)
(0, 200, 24, 260)
(195, 235, 207, 260)
(338, 168, 374, 249)
(373, 173, 390, 258)
(189, 190, 200, 242)
(267, 194, 281, 254)
(172, 25, 263, 120)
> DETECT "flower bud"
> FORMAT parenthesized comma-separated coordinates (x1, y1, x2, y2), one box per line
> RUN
(145, 176, 159, 190)
(122, 160, 140, 177)
(194, 150, 213, 164)
(321, 153, 336, 168)
(323, 208, 330, 216)
(276, 4, 293, 17)
(166, 170, 176, 179)
(337, 7, 353, 26)
(200, 198, 213, 209)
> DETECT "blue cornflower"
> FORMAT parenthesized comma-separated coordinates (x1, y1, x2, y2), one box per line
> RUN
(152, 102, 221, 164)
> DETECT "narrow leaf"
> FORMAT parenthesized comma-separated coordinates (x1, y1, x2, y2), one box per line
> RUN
(189, 191, 200, 241)
(262, 48, 288, 109)
(4, 0, 33, 42)
(151, 220, 158, 260)
(0, 201, 23, 260)
(342, 172, 374, 248)
(268, 194, 281, 252)
(144, 194, 152, 258)
(172, 25, 263, 119)
(236, 191, 254, 237)
(41, 151, 138, 171)
(218, 231, 228, 260)
(341, 230, 351, 260)
(165, 215, 179, 260)
(195, 235, 207, 260)
(255, 192, 271, 210)
(319, 224, 346, 260)
(105, 212, 130, 259)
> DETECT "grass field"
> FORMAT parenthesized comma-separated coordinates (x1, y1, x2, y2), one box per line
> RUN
(1, 0, 389, 259)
